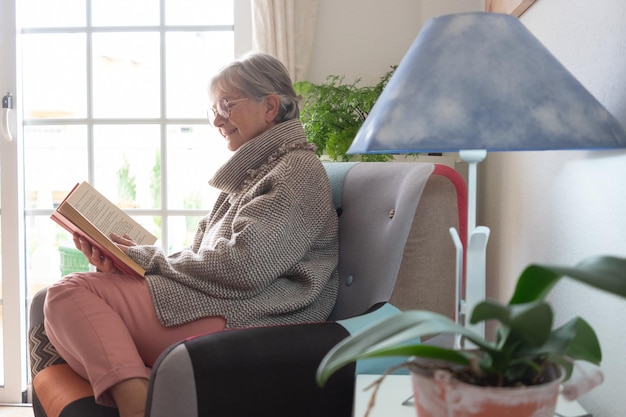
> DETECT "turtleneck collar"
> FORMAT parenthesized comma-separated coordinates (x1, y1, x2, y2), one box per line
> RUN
(209, 119, 313, 193)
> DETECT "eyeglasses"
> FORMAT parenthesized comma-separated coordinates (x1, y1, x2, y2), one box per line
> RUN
(208, 97, 249, 124)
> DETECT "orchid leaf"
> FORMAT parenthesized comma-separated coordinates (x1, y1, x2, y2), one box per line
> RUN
(503, 302, 552, 348)
(471, 300, 553, 348)
(360, 344, 471, 366)
(562, 318, 602, 364)
(518, 317, 600, 366)
(316, 310, 487, 387)
(510, 256, 626, 305)
(516, 317, 578, 359)
(317, 255, 626, 389)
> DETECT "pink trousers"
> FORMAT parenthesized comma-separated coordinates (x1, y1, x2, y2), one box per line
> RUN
(43, 272, 226, 406)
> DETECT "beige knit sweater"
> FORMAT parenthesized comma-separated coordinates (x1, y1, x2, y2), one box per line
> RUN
(126, 119, 339, 328)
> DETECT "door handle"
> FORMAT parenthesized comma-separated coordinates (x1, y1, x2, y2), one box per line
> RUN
(2, 92, 14, 142)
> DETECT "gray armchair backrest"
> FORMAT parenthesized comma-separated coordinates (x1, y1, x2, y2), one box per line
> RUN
(323, 162, 463, 321)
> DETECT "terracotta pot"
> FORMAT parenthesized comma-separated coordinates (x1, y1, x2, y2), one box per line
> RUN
(409, 363, 564, 417)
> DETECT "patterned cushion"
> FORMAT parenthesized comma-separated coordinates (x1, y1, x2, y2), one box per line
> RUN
(29, 323, 65, 379)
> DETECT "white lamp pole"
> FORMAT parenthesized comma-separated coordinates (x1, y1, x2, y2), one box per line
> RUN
(460, 150, 489, 337)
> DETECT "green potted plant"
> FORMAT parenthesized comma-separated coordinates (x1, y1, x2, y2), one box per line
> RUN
(317, 255, 626, 417)
(294, 67, 396, 162)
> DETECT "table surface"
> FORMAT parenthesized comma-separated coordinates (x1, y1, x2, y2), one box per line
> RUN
(353, 374, 592, 417)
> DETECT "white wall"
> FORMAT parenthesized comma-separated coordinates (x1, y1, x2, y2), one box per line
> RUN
(307, 0, 420, 85)
(307, 0, 482, 84)
(481, 1, 626, 416)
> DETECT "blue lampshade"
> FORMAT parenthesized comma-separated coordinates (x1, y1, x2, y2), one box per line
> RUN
(351, 12, 626, 339)
(349, 12, 626, 154)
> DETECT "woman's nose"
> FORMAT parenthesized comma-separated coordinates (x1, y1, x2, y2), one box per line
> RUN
(212, 114, 226, 127)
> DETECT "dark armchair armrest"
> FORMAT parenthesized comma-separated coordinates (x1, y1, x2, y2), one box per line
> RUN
(147, 322, 356, 417)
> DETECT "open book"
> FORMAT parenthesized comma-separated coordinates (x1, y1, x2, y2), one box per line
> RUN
(51, 181, 158, 278)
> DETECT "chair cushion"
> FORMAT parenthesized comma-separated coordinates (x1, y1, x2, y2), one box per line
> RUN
(329, 162, 435, 320)
(323, 161, 358, 210)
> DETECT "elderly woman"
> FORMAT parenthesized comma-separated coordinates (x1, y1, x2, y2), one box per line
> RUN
(44, 52, 339, 417)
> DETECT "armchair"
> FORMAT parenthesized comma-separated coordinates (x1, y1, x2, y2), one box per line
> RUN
(29, 161, 466, 417)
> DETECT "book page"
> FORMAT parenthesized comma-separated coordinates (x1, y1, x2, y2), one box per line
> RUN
(66, 182, 157, 245)
(54, 202, 146, 277)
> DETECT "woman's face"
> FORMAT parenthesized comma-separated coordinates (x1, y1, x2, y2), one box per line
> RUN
(210, 89, 278, 151)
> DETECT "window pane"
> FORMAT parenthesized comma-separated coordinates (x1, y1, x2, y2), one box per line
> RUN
(166, 31, 234, 119)
(18, 0, 85, 28)
(166, 0, 233, 26)
(93, 125, 161, 209)
(133, 215, 162, 245)
(92, 33, 160, 118)
(27, 217, 69, 292)
(92, 0, 159, 26)
(23, 125, 89, 207)
(21, 34, 87, 119)
(167, 215, 204, 253)
(166, 124, 231, 210)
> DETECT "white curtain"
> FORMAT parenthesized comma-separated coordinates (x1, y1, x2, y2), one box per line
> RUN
(251, 0, 318, 82)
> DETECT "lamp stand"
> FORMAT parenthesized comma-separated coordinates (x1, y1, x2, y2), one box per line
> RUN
(450, 150, 490, 340)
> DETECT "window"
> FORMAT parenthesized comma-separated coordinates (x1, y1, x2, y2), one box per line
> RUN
(0, 0, 251, 403)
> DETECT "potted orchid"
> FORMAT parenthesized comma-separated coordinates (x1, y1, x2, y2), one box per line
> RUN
(317, 255, 626, 417)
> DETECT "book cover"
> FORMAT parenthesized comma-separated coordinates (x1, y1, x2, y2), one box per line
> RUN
(51, 181, 158, 278)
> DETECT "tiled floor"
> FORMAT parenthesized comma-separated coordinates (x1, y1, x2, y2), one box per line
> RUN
(0, 406, 33, 417)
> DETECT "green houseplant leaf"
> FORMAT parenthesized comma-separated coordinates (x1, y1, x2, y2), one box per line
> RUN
(471, 300, 553, 348)
(509, 256, 626, 304)
(316, 310, 491, 387)
(316, 255, 626, 391)
(294, 67, 397, 162)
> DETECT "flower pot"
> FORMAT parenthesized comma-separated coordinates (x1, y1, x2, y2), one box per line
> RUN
(409, 361, 564, 417)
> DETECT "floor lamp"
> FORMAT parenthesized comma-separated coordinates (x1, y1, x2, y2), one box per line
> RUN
(347, 12, 626, 338)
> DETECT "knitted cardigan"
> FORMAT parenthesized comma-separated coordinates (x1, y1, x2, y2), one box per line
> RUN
(126, 119, 339, 328)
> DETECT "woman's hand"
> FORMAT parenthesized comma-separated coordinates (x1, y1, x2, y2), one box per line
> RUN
(73, 232, 137, 274)
(73, 233, 119, 273)
(109, 232, 138, 251)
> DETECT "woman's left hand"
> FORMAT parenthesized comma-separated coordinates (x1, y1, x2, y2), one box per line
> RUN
(73, 233, 138, 274)
(73, 233, 120, 274)
(109, 232, 138, 251)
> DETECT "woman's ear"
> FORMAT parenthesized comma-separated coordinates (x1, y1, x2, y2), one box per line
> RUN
(264, 94, 280, 123)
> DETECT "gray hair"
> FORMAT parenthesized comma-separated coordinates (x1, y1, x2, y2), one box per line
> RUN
(209, 52, 299, 122)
